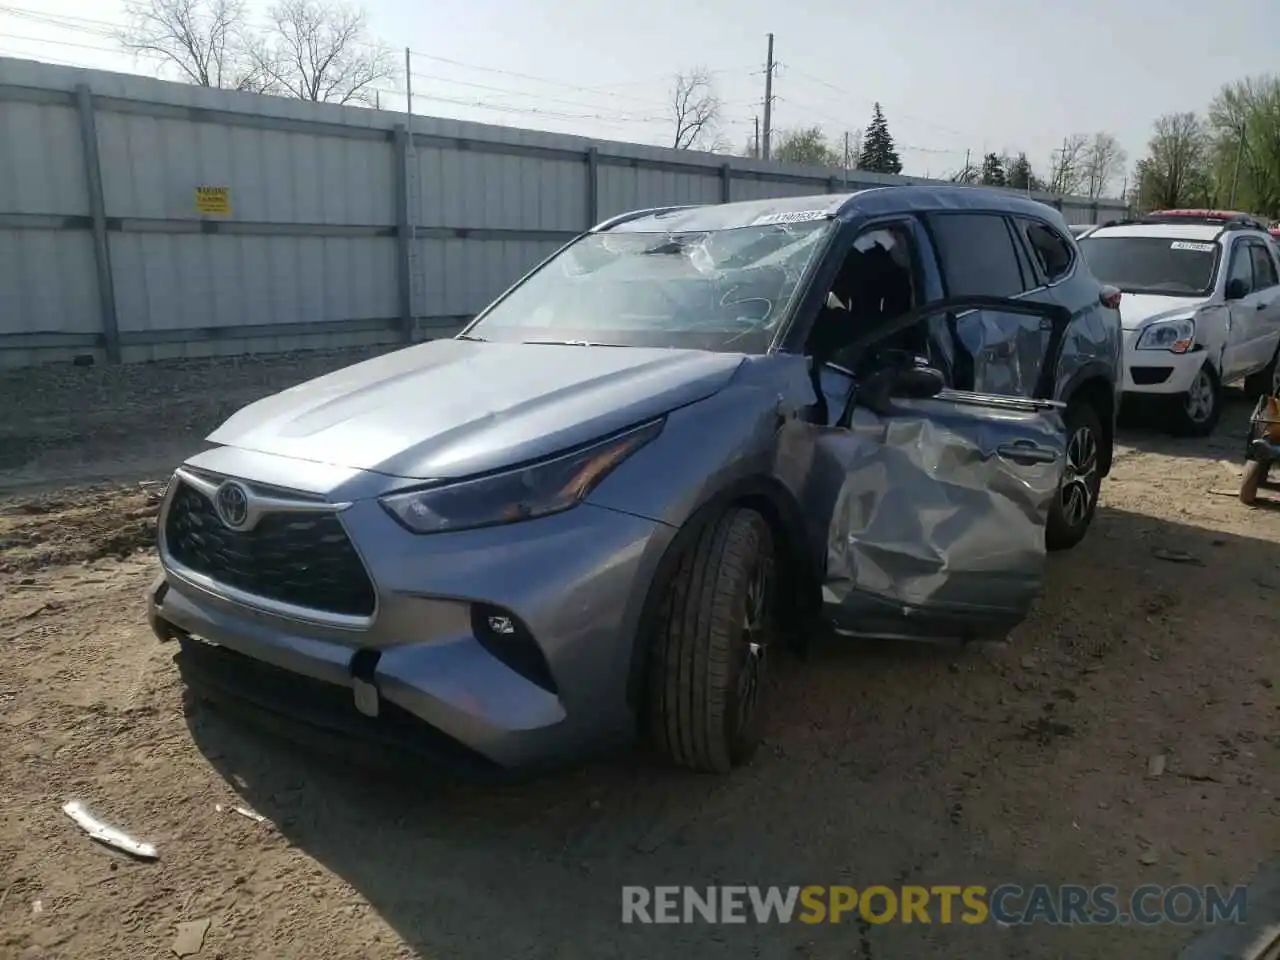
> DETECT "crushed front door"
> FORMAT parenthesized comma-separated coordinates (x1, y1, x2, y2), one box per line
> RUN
(806, 296, 1071, 642)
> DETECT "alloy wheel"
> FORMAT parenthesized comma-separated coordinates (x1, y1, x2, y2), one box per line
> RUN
(1060, 425, 1099, 530)
(1185, 368, 1216, 423)
(734, 554, 773, 738)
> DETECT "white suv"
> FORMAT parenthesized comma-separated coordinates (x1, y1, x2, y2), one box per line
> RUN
(1079, 209, 1280, 435)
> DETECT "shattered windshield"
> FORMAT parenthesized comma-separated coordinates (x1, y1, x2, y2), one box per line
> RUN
(466, 219, 835, 353)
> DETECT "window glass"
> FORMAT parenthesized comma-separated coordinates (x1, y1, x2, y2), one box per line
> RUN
(467, 219, 835, 353)
(1022, 221, 1075, 282)
(1249, 242, 1278, 290)
(1079, 235, 1220, 296)
(1227, 244, 1254, 295)
(929, 213, 1027, 297)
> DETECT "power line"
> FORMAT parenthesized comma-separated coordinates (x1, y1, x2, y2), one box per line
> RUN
(408, 71, 667, 119)
(0, 32, 122, 56)
(779, 64, 976, 141)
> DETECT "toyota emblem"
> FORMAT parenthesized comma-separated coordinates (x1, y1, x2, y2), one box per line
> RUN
(214, 481, 251, 529)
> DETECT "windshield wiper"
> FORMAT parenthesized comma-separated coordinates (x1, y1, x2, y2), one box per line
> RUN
(456, 334, 486, 341)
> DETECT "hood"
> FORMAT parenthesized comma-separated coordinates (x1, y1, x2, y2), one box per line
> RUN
(1119, 293, 1209, 331)
(206, 339, 745, 480)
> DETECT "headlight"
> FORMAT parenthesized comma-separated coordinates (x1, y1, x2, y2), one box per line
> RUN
(379, 419, 664, 534)
(1135, 317, 1195, 353)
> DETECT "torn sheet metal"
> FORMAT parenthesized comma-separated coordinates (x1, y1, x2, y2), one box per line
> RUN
(62, 800, 159, 861)
(811, 398, 1064, 637)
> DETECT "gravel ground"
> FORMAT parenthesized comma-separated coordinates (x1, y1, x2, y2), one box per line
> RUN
(1, 353, 1278, 960)
(0, 347, 391, 493)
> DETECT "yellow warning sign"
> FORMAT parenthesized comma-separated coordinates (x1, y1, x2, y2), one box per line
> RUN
(195, 186, 230, 215)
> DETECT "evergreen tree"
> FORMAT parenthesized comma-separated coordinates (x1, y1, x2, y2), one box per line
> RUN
(857, 103, 902, 174)
(980, 152, 1006, 186)
(1006, 152, 1034, 190)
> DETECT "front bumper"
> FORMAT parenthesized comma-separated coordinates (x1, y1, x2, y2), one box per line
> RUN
(1121, 336, 1206, 395)
(149, 477, 676, 773)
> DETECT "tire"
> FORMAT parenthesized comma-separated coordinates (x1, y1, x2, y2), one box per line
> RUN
(1169, 362, 1222, 437)
(647, 508, 776, 774)
(1243, 345, 1280, 400)
(1240, 459, 1270, 505)
(1047, 401, 1104, 552)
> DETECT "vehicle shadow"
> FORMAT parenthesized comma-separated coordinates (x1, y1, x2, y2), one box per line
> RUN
(183, 502, 1280, 960)
(1116, 389, 1257, 464)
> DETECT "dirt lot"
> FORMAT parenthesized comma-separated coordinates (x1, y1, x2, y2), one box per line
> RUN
(1, 351, 1278, 960)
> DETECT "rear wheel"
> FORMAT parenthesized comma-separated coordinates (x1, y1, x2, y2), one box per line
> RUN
(1243, 344, 1280, 400)
(1047, 401, 1103, 552)
(1170, 363, 1221, 437)
(647, 508, 776, 773)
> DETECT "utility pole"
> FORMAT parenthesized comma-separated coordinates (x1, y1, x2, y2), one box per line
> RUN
(403, 46, 422, 339)
(843, 130, 850, 188)
(754, 116, 760, 159)
(964, 148, 971, 183)
(762, 33, 775, 161)
(1229, 120, 1247, 208)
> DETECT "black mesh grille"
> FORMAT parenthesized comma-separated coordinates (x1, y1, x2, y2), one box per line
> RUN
(164, 480, 376, 618)
(174, 636, 500, 776)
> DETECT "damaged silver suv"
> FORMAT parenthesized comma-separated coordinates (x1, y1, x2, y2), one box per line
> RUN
(148, 186, 1122, 776)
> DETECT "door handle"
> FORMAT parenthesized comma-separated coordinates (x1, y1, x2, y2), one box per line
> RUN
(1257, 302, 1267, 311)
(996, 441, 1060, 466)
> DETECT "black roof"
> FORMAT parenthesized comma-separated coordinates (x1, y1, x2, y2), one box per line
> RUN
(599, 185, 1069, 234)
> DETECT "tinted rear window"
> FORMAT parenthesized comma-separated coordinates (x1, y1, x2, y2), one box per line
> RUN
(1077, 235, 1219, 296)
(928, 213, 1028, 297)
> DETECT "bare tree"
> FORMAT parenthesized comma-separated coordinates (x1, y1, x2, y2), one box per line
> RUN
(1047, 134, 1089, 195)
(117, 0, 266, 90)
(1082, 132, 1127, 199)
(1133, 112, 1213, 211)
(249, 0, 396, 105)
(669, 69, 721, 150)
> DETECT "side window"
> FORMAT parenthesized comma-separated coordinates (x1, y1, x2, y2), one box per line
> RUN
(928, 213, 1028, 297)
(1227, 243, 1254, 295)
(1249, 242, 1278, 290)
(1021, 220, 1075, 284)
(928, 214, 1049, 398)
(809, 222, 920, 369)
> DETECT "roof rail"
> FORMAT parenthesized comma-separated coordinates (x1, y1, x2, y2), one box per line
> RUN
(590, 205, 698, 232)
(1140, 208, 1269, 231)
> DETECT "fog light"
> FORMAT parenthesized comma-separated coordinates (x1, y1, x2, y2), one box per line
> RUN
(487, 614, 516, 635)
(471, 603, 558, 694)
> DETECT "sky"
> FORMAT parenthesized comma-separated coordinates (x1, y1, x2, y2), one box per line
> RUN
(1, 0, 1277, 195)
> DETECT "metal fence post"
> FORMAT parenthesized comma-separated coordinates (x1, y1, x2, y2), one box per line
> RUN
(586, 147, 599, 227)
(74, 83, 120, 364)
(720, 163, 732, 203)
(392, 124, 413, 342)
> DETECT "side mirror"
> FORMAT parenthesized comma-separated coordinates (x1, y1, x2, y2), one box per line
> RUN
(849, 357, 945, 420)
(892, 364, 946, 399)
(1226, 278, 1250, 301)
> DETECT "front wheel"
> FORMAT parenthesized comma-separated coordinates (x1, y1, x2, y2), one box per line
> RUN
(1170, 363, 1221, 437)
(1047, 402, 1103, 552)
(647, 508, 776, 773)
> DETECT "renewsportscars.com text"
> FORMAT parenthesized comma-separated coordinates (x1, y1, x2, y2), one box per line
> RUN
(621, 884, 1248, 926)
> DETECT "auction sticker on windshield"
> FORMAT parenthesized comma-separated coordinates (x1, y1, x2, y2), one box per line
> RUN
(1170, 241, 1216, 252)
(750, 210, 830, 226)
